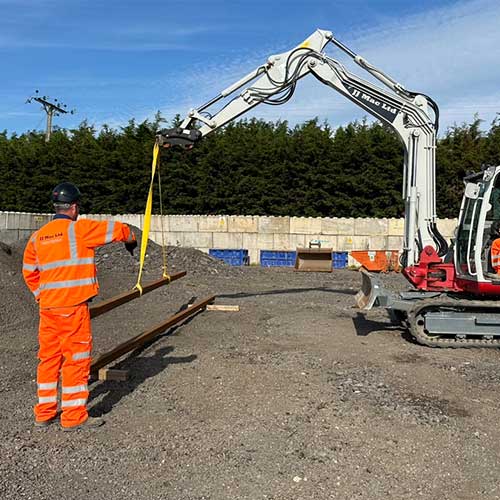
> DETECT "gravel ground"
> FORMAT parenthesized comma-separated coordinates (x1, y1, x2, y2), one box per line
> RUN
(2, 233, 500, 499)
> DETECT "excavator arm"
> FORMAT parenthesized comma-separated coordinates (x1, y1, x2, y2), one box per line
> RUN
(157, 28, 446, 267)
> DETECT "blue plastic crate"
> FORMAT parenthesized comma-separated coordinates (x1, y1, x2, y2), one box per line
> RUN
(332, 251, 348, 269)
(260, 250, 296, 267)
(209, 249, 249, 266)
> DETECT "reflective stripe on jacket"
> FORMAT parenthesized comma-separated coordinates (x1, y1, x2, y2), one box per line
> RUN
(23, 218, 135, 308)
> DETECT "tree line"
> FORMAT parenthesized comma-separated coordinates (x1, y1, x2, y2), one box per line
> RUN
(0, 114, 499, 218)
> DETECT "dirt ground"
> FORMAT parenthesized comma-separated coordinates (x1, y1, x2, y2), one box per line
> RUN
(2, 234, 500, 500)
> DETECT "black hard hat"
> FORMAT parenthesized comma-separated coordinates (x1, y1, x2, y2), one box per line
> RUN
(51, 182, 81, 204)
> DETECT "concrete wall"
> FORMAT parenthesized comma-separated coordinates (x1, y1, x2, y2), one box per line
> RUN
(0, 211, 457, 265)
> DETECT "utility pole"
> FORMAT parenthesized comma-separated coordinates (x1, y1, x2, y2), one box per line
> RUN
(26, 90, 75, 142)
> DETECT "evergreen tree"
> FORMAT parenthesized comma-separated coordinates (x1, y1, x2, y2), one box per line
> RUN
(436, 118, 486, 218)
(0, 114, 497, 219)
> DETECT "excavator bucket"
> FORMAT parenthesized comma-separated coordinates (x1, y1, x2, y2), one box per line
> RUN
(355, 268, 387, 310)
(294, 247, 333, 272)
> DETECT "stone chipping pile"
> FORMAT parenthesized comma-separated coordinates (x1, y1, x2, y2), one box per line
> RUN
(94, 225, 244, 278)
(0, 240, 37, 329)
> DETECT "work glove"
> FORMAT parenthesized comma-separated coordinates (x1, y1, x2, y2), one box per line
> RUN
(125, 239, 138, 256)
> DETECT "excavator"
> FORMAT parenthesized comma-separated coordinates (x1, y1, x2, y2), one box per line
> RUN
(156, 29, 500, 348)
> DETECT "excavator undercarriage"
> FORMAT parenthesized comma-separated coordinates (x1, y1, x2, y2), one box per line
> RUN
(357, 269, 500, 348)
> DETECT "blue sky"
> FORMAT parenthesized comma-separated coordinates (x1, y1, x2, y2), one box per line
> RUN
(1, 0, 499, 135)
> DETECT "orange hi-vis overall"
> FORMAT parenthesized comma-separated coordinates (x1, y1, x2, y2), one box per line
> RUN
(492, 239, 500, 274)
(23, 215, 135, 428)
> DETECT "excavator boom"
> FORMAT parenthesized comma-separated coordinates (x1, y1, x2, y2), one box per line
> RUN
(157, 28, 444, 268)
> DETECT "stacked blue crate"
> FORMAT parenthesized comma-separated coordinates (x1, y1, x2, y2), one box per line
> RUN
(209, 249, 249, 266)
(332, 251, 348, 269)
(260, 250, 297, 267)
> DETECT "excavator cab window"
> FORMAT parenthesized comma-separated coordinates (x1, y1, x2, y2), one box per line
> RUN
(456, 196, 481, 276)
(481, 179, 500, 275)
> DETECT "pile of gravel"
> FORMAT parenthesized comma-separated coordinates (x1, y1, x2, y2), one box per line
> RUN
(0, 241, 37, 329)
(95, 225, 244, 278)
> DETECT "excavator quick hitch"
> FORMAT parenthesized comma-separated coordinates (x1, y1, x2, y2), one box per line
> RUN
(156, 127, 202, 149)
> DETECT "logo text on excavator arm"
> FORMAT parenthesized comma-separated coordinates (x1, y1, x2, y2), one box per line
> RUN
(346, 84, 399, 123)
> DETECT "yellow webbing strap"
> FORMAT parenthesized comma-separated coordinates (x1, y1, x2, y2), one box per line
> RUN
(134, 142, 160, 295)
(156, 157, 170, 281)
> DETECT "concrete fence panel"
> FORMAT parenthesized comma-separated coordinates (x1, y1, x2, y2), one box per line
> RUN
(258, 216, 290, 234)
(213, 232, 243, 249)
(228, 216, 258, 233)
(199, 216, 228, 233)
(290, 217, 322, 234)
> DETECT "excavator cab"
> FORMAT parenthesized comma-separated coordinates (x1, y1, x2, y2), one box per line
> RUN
(454, 165, 500, 291)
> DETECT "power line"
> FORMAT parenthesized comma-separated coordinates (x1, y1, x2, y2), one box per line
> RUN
(26, 90, 75, 142)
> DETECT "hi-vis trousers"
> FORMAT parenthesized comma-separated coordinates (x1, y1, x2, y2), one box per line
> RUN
(35, 303, 92, 428)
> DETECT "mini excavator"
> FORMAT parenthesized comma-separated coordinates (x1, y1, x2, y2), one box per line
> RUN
(157, 29, 500, 348)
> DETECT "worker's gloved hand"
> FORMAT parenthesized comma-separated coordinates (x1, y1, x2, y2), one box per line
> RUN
(125, 240, 138, 256)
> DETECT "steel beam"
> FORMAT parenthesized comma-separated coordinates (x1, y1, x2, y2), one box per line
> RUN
(89, 272, 186, 319)
(90, 295, 216, 373)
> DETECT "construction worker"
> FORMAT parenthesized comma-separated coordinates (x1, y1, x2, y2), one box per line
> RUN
(22, 182, 137, 431)
(490, 221, 500, 274)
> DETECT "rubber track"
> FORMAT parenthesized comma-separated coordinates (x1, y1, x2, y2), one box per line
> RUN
(408, 298, 500, 348)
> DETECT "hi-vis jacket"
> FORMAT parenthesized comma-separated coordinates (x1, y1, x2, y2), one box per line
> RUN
(492, 238, 500, 274)
(23, 215, 135, 308)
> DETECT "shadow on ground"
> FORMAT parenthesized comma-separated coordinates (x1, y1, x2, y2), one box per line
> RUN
(89, 301, 203, 416)
(218, 286, 357, 299)
(89, 345, 196, 416)
(352, 312, 417, 345)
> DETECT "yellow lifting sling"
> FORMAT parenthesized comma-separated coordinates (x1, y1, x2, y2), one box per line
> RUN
(135, 142, 170, 294)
